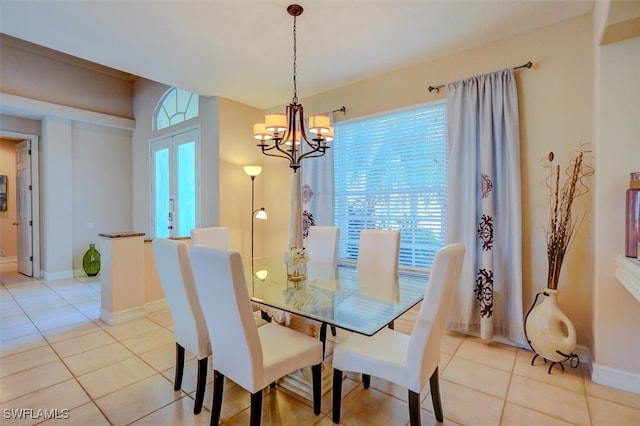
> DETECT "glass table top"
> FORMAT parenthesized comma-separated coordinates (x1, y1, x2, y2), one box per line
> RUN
(246, 257, 428, 336)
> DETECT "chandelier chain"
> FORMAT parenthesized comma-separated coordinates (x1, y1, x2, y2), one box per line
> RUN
(292, 14, 298, 104)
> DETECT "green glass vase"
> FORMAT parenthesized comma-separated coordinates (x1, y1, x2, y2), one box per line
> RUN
(82, 243, 101, 276)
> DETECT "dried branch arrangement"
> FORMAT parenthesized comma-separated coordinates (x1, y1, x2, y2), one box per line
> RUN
(545, 148, 594, 290)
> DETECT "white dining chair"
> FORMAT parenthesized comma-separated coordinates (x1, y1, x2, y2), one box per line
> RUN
(305, 225, 340, 338)
(332, 243, 465, 426)
(189, 246, 324, 426)
(152, 238, 211, 415)
(356, 229, 400, 275)
(356, 229, 400, 329)
(190, 226, 230, 248)
(305, 225, 340, 266)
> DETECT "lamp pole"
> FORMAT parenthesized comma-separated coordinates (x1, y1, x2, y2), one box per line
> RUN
(244, 166, 267, 274)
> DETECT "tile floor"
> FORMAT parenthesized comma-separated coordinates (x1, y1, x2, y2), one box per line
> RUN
(1, 263, 639, 425)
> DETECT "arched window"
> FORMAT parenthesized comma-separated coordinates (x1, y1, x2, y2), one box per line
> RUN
(154, 87, 199, 131)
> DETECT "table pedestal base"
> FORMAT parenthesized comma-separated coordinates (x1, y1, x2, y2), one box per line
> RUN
(269, 314, 340, 400)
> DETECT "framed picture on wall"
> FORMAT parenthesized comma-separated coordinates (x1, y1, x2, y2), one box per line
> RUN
(0, 175, 6, 211)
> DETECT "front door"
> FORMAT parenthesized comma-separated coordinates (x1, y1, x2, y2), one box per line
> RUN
(150, 128, 199, 238)
(15, 139, 32, 276)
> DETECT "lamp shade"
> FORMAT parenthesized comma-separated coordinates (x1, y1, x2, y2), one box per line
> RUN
(265, 113, 287, 132)
(244, 165, 262, 177)
(323, 127, 334, 143)
(253, 123, 272, 141)
(309, 115, 331, 134)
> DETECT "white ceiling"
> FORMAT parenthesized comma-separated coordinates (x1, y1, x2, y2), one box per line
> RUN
(0, 0, 593, 110)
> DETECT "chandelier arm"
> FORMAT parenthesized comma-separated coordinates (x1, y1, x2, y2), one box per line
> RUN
(298, 148, 329, 162)
(260, 144, 295, 163)
(263, 137, 296, 161)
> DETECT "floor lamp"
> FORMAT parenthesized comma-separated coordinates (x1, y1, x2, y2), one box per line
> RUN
(244, 166, 268, 271)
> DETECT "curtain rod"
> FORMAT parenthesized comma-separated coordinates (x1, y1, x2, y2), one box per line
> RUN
(427, 61, 533, 93)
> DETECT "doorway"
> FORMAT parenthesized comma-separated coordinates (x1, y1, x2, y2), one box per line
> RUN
(0, 131, 40, 277)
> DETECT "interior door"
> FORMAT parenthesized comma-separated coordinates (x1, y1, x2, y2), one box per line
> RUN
(15, 139, 32, 276)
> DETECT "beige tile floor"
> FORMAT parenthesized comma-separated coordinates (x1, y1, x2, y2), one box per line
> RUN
(1, 263, 639, 425)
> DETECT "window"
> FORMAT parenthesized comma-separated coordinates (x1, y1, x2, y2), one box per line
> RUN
(334, 102, 447, 270)
(154, 87, 199, 131)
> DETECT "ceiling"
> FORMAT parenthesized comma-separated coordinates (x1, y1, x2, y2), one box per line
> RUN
(0, 0, 594, 110)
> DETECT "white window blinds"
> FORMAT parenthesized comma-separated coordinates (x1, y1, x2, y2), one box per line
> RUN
(334, 102, 447, 270)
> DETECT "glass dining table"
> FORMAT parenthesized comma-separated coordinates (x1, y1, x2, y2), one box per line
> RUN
(246, 257, 429, 337)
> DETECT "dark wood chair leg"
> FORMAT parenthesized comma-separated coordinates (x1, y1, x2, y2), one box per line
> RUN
(312, 363, 322, 415)
(174, 343, 185, 391)
(212, 370, 224, 426)
(362, 374, 371, 389)
(332, 368, 343, 423)
(320, 323, 327, 358)
(408, 390, 421, 426)
(250, 390, 263, 426)
(429, 367, 443, 422)
(261, 310, 272, 322)
(194, 357, 208, 414)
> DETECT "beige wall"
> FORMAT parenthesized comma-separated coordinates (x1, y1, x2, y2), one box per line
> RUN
(0, 138, 17, 258)
(71, 122, 133, 273)
(261, 14, 596, 347)
(0, 35, 134, 119)
(593, 34, 640, 380)
(217, 97, 265, 260)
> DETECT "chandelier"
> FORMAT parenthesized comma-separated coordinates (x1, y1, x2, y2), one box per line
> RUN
(252, 4, 333, 173)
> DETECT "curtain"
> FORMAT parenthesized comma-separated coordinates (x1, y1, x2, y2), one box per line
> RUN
(289, 171, 303, 249)
(445, 68, 526, 346)
(300, 129, 335, 245)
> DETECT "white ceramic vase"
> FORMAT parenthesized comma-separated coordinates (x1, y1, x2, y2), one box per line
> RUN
(524, 288, 577, 363)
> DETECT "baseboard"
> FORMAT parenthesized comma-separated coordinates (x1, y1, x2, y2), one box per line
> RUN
(100, 306, 146, 325)
(145, 299, 168, 313)
(0, 256, 17, 264)
(41, 269, 74, 281)
(592, 363, 640, 395)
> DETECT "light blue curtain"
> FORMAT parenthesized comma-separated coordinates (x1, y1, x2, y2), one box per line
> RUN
(300, 135, 335, 244)
(445, 69, 526, 346)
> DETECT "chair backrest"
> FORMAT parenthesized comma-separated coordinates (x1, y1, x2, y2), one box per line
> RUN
(305, 226, 340, 266)
(407, 243, 465, 392)
(356, 229, 400, 275)
(151, 238, 210, 359)
(190, 227, 230, 249)
(190, 246, 262, 392)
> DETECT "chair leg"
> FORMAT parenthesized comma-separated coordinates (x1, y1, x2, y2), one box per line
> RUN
(320, 323, 327, 358)
(332, 368, 343, 423)
(250, 390, 263, 426)
(362, 374, 371, 389)
(312, 363, 321, 415)
(194, 357, 208, 414)
(174, 343, 185, 391)
(429, 367, 443, 422)
(212, 370, 224, 426)
(408, 390, 421, 426)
